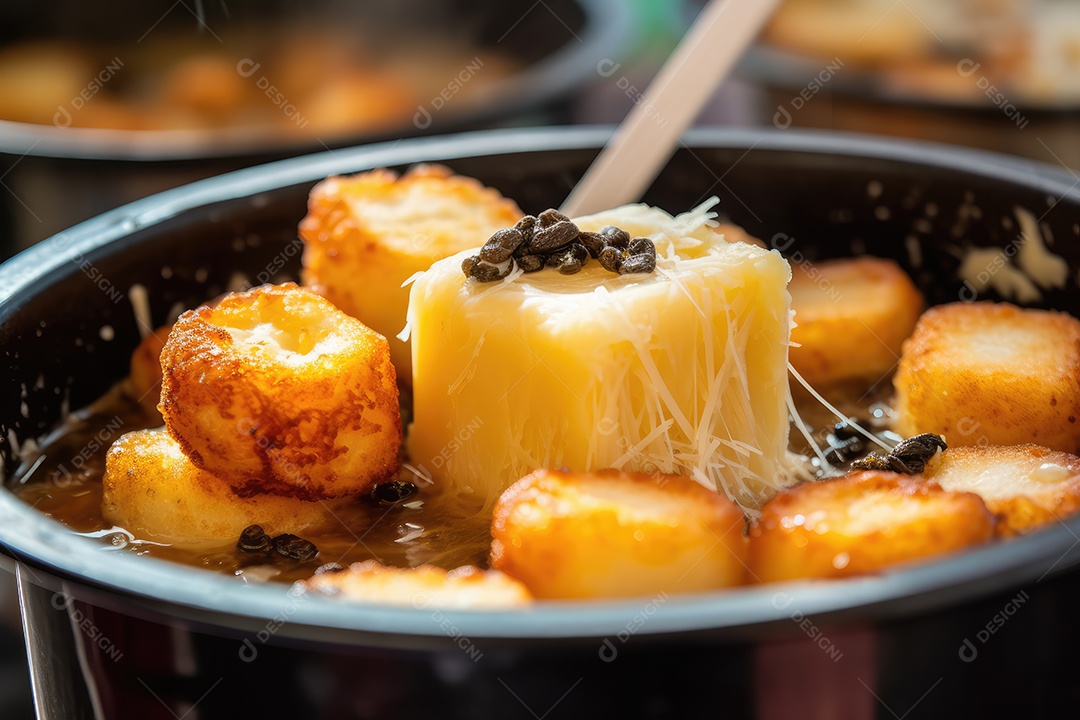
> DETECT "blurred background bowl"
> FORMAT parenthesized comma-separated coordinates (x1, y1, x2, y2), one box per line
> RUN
(0, 0, 638, 252)
(731, 0, 1080, 167)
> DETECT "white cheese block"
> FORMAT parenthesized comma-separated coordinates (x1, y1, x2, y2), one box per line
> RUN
(406, 201, 793, 507)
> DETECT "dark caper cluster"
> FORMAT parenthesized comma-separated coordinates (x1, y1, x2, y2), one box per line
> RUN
(462, 209, 658, 282)
(851, 433, 947, 475)
(238, 524, 319, 562)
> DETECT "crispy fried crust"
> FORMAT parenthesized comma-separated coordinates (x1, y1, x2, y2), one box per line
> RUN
(102, 429, 344, 543)
(299, 560, 531, 608)
(789, 257, 923, 386)
(893, 302, 1080, 453)
(747, 471, 994, 582)
(126, 323, 172, 417)
(159, 283, 401, 500)
(490, 469, 748, 600)
(924, 444, 1080, 536)
(300, 164, 522, 382)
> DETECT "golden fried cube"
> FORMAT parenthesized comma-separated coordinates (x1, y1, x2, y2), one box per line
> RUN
(894, 302, 1080, 453)
(160, 283, 401, 500)
(102, 429, 343, 543)
(299, 560, 531, 608)
(490, 469, 748, 600)
(789, 257, 922, 386)
(924, 444, 1080, 536)
(300, 164, 522, 381)
(748, 471, 994, 582)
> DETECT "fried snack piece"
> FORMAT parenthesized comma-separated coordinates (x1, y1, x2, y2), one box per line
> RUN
(300, 164, 522, 381)
(126, 324, 172, 417)
(158, 54, 253, 121)
(102, 429, 343, 543)
(299, 560, 531, 608)
(160, 283, 401, 500)
(0, 42, 93, 125)
(924, 445, 1080, 537)
(490, 469, 748, 600)
(764, 0, 934, 66)
(893, 302, 1080, 453)
(298, 71, 416, 136)
(748, 471, 994, 583)
(789, 257, 923, 386)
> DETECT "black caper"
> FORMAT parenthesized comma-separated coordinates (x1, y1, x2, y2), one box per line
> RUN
(463, 255, 513, 283)
(537, 208, 571, 227)
(479, 228, 524, 264)
(851, 452, 891, 471)
(887, 433, 947, 474)
(237, 524, 273, 553)
(579, 231, 606, 258)
(627, 237, 656, 258)
(514, 214, 537, 237)
(547, 241, 590, 275)
(461, 255, 478, 276)
(530, 219, 579, 253)
(620, 253, 656, 274)
(600, 225, 630, 248)
(516, 254, 545, 273)
(371, 480, 419, 504)
(314, 562, 345, 575)
(272, 534, 319, 562)
(599, 246, 623, 272)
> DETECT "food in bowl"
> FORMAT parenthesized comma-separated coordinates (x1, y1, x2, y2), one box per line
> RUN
(0, 30, 515, 138)
(13, 164, 1080, 607)
(763, 0, 1080, 105)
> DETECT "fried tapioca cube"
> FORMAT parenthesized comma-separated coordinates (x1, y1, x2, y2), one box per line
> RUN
(300, 164, 522, 382)
(748, 471, 994, 583)
(102, 429, 345, 543)
(490, 469, 748, 600)
(159, 283, 401, 500)
(789, 257, 923, 386)
(299, 560, 531, 608)
(924, 444, 1080, 536)
(893, 302, 1080, 453)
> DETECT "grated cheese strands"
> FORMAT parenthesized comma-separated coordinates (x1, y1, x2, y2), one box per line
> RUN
(789, 364, 893, 452)
(406, 201, 795, 509)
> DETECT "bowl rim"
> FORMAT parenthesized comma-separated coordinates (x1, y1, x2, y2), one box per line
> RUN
(3, 124, 1080, 644)
(0, 0, 632, 162)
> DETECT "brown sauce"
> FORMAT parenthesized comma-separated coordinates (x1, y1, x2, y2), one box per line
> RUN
(9, 376, 895, 585)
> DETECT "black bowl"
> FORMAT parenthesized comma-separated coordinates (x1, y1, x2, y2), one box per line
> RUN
(2, 127, 1080, 719)
(0, 0, 632, 249)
